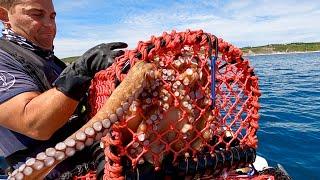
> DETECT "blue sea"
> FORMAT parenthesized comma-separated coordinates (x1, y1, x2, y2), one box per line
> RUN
(249, 52, 320, 179)
(1, 52, 319, 179)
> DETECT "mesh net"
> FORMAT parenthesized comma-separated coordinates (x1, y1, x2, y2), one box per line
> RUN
(88, 30, 261, 179)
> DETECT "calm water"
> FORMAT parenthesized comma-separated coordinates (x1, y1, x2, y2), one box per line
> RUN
(1, 53, 319, 179)
(249, 52, 320, 179)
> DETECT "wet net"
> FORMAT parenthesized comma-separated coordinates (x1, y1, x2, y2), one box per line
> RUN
(88, 30, 261, 179)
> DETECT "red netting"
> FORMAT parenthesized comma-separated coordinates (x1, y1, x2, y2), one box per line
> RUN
(88, 30, 261, 179)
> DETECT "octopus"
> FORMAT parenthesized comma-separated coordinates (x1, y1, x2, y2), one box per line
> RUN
(123, 55, 216, 165)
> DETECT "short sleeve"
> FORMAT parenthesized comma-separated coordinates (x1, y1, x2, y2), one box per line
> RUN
(0, 49, 40, 104)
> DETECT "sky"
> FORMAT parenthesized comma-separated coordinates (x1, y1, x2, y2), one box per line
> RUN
(51, 0, 320, 58)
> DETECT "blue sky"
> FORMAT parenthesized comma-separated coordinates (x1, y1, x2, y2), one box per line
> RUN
(52, 0, 320, 58)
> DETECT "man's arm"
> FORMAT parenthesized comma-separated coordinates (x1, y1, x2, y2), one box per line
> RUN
(0, 88, 78, 140)
(0, 42, 127, 141)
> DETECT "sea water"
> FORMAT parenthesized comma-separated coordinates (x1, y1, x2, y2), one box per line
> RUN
(249, 52, 320, 179)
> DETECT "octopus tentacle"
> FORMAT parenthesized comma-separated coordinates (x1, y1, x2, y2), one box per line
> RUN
(8, 61, 155, 180)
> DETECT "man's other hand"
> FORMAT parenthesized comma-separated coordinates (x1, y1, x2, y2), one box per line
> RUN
(54, 42, 128, 101)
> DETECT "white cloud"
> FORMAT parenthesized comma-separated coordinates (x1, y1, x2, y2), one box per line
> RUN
(223, 0, 253, 11)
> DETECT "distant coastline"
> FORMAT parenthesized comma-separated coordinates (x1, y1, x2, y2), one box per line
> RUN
(243, 50, 320, 57)
(241, 42, 320, 56)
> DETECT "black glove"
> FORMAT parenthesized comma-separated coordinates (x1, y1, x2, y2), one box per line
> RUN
(54, 42, 128, 101)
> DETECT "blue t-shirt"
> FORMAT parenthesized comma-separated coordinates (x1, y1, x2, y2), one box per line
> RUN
(0, 48, 66, 157)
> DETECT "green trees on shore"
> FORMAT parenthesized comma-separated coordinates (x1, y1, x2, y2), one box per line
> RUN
(241, 42, 320, 55)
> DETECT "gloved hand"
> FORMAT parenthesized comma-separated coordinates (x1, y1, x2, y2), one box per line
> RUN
(53, 42, 128, 101)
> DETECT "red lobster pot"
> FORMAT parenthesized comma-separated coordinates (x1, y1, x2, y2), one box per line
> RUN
(88, 29, 261, 179)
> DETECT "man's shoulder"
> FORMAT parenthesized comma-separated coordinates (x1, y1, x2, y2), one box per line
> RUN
(0, 48, 14, 60)
(0, 48, 23, 69)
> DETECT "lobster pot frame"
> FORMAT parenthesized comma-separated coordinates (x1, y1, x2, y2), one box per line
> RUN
(88, 30, 261, 179)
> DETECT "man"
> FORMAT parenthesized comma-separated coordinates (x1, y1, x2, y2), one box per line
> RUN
(0, 0, 127, 178)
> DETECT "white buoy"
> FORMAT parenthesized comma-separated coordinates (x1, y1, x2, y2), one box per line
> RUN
(252, 155, 268, 171)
